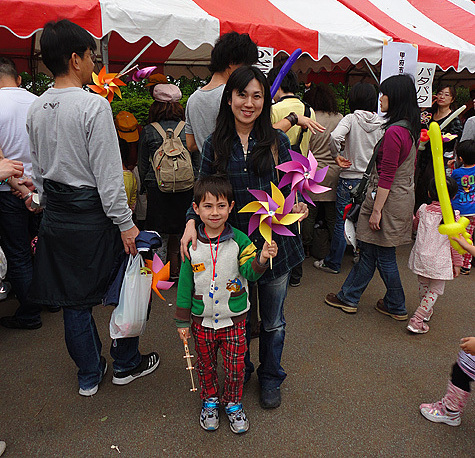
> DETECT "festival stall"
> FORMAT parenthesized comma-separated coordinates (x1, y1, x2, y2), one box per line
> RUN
(2, 0, 475, 82)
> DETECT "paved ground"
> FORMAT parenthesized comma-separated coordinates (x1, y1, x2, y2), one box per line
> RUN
(0, 244, 474, 457)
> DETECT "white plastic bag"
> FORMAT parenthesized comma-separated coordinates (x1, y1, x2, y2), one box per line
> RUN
(110, 254, 153, 339)
(0, 246, 7, 280)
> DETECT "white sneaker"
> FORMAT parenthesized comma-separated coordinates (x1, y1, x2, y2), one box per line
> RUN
(200, 397, 219, 431)
(226, 402, 249, 434)
(420, 401, 461, 426)
(79, 357, 107, 397)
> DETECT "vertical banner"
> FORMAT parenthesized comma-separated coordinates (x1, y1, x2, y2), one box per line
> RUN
(256, 47, 274, 75)
(415, 63, 436, 108)
(380, 42, 418, 84)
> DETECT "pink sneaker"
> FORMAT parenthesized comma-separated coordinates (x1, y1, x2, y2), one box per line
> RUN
(420, 400, 461, 426)
(407, 316, 429, 334)
(423, 308, 433, 322)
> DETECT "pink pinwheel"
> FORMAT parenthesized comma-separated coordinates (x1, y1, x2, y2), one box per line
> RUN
(276, 150, 331, 205)
(132, 66, 157, 82)
(145, 253, 174, 300)
(239, 183, 303, 244)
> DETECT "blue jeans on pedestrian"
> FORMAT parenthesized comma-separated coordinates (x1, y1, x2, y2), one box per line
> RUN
(336, 241, 407, 315)
(245, 271, 290, 390)
(0, 192, 42, 325)
(63, 307, 141, 390)
(324, 177, 361, 272)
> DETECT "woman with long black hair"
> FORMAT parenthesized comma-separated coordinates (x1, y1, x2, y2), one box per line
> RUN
(181, 65, 308, 409)
(325, 74, 420, 320)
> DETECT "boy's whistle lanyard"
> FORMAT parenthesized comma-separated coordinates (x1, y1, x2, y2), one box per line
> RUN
(204, 228, 221, 298)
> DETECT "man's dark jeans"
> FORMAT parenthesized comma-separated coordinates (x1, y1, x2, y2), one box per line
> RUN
(0, 192, 41, 325)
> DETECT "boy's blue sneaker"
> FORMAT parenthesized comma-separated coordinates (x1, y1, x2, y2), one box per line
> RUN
(200, 397, 219, 431)
(225, 402, 249, 434)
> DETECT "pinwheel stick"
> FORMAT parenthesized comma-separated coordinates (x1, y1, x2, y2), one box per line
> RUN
(116, 64, 139, 79)
(270, 234, 273, 270)
(183, 340, 197, 392)
(295, 194, 301, 234)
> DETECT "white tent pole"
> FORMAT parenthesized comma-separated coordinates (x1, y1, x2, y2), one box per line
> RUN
(100, 35, 109, 73)
(364, 58, 379, 84)
(119, 39, 154, 75)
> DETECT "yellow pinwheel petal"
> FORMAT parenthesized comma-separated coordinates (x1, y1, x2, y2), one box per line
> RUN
(278, 213, 303, 225)
(259, 221, 273, 244)
(239, 201, 264, 213)
(270, 182, 285, 208)
(92, 72, 100, 85)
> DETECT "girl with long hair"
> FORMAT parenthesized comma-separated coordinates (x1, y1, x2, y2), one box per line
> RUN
(325, 74, 420, 320)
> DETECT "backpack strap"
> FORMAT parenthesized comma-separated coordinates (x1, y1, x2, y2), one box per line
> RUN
(151, 122, 167, 141)
(173, 121, 186, 138)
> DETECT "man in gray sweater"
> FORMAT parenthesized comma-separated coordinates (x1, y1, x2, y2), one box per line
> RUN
(26, 19, 159, 397)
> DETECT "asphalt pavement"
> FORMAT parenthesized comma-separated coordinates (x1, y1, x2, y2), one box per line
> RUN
(0, 244, 474, 457)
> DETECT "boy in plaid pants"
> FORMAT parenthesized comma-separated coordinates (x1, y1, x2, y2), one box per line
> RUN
(175, 175, 277, 433)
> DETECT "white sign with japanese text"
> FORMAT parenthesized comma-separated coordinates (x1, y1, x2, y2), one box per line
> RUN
(380, 42, 418, 83)
(255, 47, 274, 75)
(415, 63, 436, 108)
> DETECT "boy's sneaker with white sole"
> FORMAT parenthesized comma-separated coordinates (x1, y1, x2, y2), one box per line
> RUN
(200, 397, 220, 431)
(226, 402, 249, 434)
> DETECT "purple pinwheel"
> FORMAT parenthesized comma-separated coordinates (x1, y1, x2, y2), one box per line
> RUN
(132, 66, 157, 82)
(276, 150, 331, 205)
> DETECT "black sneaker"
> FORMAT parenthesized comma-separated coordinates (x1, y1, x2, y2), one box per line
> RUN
(260, 387, 281, 409)
(112, 352, 160, 385)
(0, 315, 42, 330)
(289, 279, 301, 287)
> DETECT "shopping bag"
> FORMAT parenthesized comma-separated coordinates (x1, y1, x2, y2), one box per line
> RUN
(110, 254, 153, 339)
(0, 246, 7, 280)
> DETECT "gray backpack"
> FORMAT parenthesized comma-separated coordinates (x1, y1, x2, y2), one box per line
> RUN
(150, 121, 194, 193)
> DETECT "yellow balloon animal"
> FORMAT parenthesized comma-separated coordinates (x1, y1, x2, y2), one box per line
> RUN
(428, 122, 472, 254)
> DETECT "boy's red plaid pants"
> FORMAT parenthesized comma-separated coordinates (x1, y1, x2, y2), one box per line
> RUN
(191, 320, 246, 404)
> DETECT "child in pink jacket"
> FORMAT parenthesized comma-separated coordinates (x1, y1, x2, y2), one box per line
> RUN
(407, 177, 462, 333)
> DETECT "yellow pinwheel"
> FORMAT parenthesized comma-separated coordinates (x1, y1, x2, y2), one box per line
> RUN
(239, 182, 303, 244)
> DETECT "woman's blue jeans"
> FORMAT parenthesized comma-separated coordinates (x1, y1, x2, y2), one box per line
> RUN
(63, 307, 141, 390)
(336, 241, 407, 315)
(245, 271, 290, 390)
(324, 178, 361, 272)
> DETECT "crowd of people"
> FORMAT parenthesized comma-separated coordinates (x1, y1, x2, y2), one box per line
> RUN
(1, 18, 475, 450)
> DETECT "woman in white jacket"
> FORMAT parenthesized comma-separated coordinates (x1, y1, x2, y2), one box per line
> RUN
(314, 83, 383, 274)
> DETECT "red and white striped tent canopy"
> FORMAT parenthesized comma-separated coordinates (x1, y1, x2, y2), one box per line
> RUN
(2, 0, 475, 80)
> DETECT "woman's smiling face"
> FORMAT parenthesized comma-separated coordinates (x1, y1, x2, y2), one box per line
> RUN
(229, 78, 264, 129)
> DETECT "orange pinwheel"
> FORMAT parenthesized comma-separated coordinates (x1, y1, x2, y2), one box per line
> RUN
(88, 66, 126, 103)
(145, 254, 174, 300)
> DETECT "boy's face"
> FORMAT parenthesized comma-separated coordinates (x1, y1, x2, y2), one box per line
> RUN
(193, 192, 234, 235)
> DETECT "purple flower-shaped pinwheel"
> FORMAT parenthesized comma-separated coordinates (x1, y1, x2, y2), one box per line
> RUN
(132, 66, 157, 82)
(276, 150, 331, 205)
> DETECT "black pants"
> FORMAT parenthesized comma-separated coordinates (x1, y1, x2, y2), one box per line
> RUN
(451, 362, 473, 393)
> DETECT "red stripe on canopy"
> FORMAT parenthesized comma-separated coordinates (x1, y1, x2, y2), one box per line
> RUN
(338, 0, 460, 70)
(192, 0, 319, 59)
(2, 0, 102, 38)
(407, 0, 475, 47)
